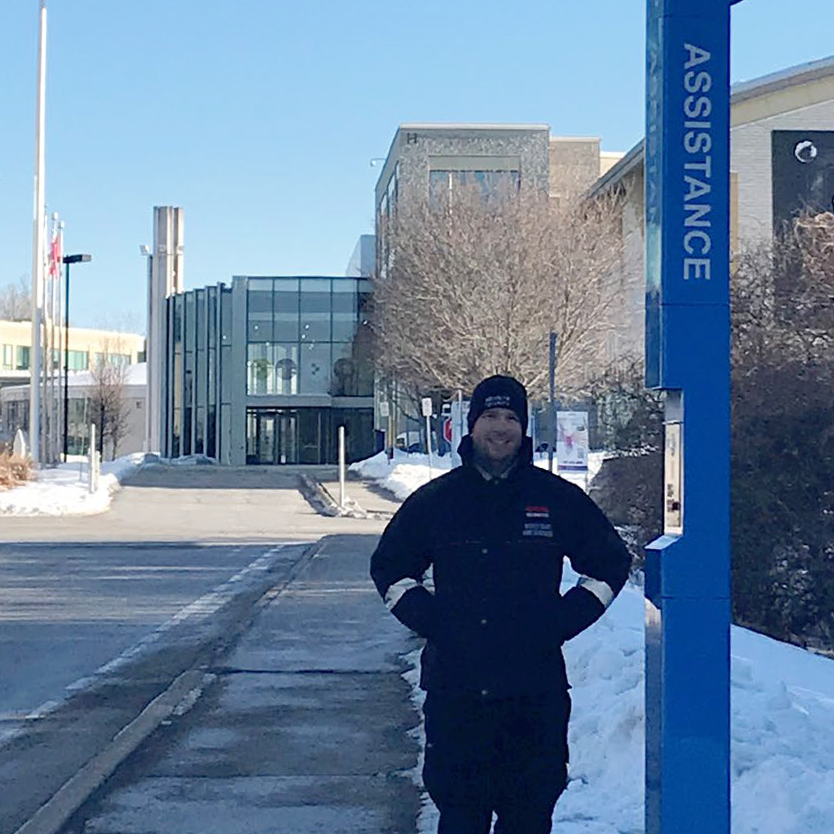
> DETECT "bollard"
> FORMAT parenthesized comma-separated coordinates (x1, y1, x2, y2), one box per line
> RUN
(88, 423, 97, 494)
(338, 425, 346, 510)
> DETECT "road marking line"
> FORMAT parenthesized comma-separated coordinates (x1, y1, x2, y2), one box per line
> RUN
(2, 543, 298, 749)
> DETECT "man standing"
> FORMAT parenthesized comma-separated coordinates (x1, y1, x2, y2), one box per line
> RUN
(370, 375, 631, 834)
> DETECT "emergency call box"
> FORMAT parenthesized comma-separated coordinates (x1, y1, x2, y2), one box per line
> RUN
(664, 421, 683, 535)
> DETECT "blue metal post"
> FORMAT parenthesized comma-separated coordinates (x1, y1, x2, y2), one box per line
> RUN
(644, 2, 738, 832)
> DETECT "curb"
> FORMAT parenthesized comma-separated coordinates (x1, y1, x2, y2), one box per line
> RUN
(297, 473, 393, 520)
(11, 540, 321, 834)
(13, 669, 209, 834)
(297, 473, 340, 517)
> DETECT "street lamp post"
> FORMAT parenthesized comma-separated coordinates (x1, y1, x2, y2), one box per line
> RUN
(62, 253, 91, 460)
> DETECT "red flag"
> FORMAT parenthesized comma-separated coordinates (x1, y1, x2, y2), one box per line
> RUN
(48, 225, 62, 280)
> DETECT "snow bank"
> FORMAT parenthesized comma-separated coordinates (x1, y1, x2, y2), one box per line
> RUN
(350, 451, 454, 501)
(362, 453, 834, 832)
(350, 449, 608, 501)
(0, 453, 146, 516)
(407, 564, 834, 833)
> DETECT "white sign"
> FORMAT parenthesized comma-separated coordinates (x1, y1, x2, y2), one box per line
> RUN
(421, 397, 433, 417)
(556, 411, 589, 473)
(379, 401, 390, 418)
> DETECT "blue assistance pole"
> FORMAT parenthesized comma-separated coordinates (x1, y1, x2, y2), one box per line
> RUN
(643, 2, 743, 832)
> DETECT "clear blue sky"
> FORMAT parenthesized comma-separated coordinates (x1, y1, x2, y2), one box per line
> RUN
(1, 0, 832, 332)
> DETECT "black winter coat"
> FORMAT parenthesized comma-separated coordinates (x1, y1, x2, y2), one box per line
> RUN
(370, 436, 632, 698)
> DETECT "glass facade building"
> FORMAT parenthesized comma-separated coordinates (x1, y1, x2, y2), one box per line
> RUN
(163, 276, 375, 465)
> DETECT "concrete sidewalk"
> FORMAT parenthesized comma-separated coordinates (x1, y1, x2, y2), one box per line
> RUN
(61, 535, 424, 834)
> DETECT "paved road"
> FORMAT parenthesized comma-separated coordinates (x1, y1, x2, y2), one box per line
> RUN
(0, 464, 399, 834)
(60, 536, 422, 834)
(0, 541, 296, 740)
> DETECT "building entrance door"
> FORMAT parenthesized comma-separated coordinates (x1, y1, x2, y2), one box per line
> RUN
(298, 409, 324, 464)
(256, 413, 277, 464)
(248, 409, 299, 464)
(275, 411, 297, 464)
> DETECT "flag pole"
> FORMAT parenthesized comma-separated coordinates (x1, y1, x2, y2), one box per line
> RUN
(47, 212, 60, 464)
(55, 219, 65, 463)
(43, 212, 52, 463)
(29, 0, 47, 466)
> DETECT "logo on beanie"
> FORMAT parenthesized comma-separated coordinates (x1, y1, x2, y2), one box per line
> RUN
(484, 394, 512, 410)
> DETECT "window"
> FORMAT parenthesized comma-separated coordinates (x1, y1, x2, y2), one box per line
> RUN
(273, 279, 299, 341)
(331, 342, 357, 395)
(69, 350, 89, 371)
(196, 289, 206, 343)
(273, 343, 299, 395)
(195, 407, 205, 455)
(386, 166, 398, 213)
(185, 293, 197, 352)
(429, 169, 520, 205)
(247, 343, 298, 395)
(3, 344, 14, 369)
(247, 279, 273, 342)
(332, 280, 357, 342)
(220, 288, 232, 345)
(242, 277, 372, 401)
(300, 279, 331, 342)
(15, 346, 30, 370)
(207, 287, 217, 349)
(173, 294, 184, 344)
(300, 342, 330, 395)
(247, 343, 272, 395)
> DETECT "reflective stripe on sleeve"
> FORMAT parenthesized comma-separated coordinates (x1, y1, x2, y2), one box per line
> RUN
(384, 578, 422, 611)
(577, 576, 615, 608)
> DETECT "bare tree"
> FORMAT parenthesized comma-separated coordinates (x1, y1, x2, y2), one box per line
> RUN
(733, 211, 834, 370)
(87, 341, 132, 460)
(0, 276, 32, 321)
(372, 182, 624, 400)
(731, 212, 834, 650)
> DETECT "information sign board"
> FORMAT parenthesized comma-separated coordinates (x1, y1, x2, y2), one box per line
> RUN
(556, 411, 589, 473)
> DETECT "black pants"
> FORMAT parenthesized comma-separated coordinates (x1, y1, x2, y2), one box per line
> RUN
(422, 690, 571, 834)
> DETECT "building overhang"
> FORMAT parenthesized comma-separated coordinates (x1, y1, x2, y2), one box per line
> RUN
(245, 395, 374, 409)
(588, 53, 834, 197)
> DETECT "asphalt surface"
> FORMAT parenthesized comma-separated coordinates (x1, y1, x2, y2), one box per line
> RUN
(0, 542, 314, 834)
(1, 464, 416, 834)
(0, 542, 304, 728)
(59, 535, 422, 834)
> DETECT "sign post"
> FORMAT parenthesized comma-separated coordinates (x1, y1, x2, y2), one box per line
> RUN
(548, 331, 557, 473)
(421, 397, 434, 479)
(643, 2, 740, 833)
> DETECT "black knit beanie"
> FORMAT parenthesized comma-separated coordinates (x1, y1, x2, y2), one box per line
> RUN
(468, 375, 528, 435)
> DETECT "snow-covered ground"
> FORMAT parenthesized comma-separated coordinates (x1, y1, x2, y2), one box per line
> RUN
(0, 453, 147, 516)
(0, 453, 219, 517)
(350, 449, 605, 498)
(352, 451, 834, 834)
